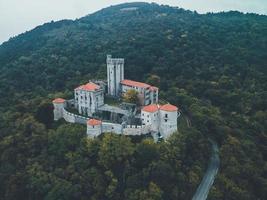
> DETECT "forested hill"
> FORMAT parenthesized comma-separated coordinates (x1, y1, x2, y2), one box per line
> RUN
(0, 2, 266, 200)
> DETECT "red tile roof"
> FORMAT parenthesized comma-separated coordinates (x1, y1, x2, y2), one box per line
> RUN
(52, 98, 66, 103)
(76, 82, 100, 91)
(121, 79, 151, 88)
(142, 104, 159, 113)
(160, 104, 178, 112)
(87, 119, 102, 126)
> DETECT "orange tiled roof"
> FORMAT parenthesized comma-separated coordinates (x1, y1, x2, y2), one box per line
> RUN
(142, 104, 159, 113)
(87, 119, 102, 126)
(76, 82, 100, 91)
(160, 104, 178, 112)
(121, 79, 151, 88)
(52, 98, 65, 103)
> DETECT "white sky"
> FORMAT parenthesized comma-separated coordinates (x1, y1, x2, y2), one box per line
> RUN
(0, 0, 267, 44)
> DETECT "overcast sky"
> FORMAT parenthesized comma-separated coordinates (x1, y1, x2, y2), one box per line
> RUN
(1, 0, 267, 44)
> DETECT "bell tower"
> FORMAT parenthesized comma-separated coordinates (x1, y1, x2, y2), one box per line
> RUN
(106, 55, 124, 96)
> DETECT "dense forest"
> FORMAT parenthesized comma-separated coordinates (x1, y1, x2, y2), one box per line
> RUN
(0, 2, 266, 200)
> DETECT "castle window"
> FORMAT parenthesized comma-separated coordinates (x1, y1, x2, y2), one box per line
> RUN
(165, 119, 168, 122)
(165, 114, 168, 118)
(147, 120, 149, 123)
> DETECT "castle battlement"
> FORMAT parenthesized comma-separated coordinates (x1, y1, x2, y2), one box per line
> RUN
(106, 54, 125, 64)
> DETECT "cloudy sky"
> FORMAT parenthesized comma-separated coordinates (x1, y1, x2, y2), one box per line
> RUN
(1, 0, 267, 44)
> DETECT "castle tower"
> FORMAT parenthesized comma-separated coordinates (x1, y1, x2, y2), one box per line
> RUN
(52, 98, 66, 120)
(141, 104, 159, 132)
(159, 104, 178, 139)
(87, 119, 102, 138)
(107, 55, 124, 96)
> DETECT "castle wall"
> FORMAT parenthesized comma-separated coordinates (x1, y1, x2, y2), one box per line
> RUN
(123, 125, 151, 135)
(54, 103, 179, 140)
(102, 122, 122, 134)
(62, 109, 76, 123)
(62, 108, 89, 124)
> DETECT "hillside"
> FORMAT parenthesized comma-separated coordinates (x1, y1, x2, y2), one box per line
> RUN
(0, 2, 266, 200)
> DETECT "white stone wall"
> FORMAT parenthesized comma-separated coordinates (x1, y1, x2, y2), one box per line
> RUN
(144, 89, 150, 105)
(102, 122, 122, 134)
(141, 110, 159, 132)
(53, 101, 89, 123)
(159, 110, 178, 139)
(123, 125, 151, 135)
(150, 89, 159, 104)
(121, 84, 144, 94)
(87, 124, 102, 138)
(61, 108, 89, 124)
(62, 109, 76, 123)
(144, 89, 158, 105)
(75, 89, 104, 116)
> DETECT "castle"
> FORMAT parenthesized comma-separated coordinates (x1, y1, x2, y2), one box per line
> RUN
(53, 55, 180, 140)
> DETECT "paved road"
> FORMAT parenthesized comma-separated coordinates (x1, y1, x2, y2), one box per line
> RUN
(192, 140, 220, 200)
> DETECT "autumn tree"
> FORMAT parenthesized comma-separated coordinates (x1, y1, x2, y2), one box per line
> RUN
(123, 89, 139, 104)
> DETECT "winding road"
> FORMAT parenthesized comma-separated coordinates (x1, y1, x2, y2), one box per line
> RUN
(192, 140, 220, 200)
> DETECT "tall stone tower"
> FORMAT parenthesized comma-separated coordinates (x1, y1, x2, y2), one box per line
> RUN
(107, 55, 124, 96)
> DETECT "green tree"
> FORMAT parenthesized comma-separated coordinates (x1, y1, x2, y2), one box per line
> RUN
(146, 74, 160, 87)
